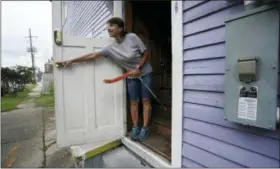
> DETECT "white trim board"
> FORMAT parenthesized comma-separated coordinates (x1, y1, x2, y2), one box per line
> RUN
(171, 1, 183, 168)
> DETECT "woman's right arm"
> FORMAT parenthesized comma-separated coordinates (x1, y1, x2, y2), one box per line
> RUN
(55, 52, 103, 68)
(70, 52, 100, 63)
(56, 45, 110, 68)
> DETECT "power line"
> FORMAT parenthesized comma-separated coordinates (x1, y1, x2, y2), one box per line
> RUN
(25, 28, 38, 84)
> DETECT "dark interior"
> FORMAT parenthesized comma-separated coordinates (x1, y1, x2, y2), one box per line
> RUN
(126, 1, 172, 161)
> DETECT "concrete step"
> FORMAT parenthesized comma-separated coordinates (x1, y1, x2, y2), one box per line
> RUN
(83, 146, 150, 168)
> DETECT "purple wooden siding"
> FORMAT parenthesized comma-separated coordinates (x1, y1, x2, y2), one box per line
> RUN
(182, 1, 280, 168)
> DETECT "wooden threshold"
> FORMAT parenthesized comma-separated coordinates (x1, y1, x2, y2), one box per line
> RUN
(141, 132, 171, 161)
(122, 137, 171, 168)
(149, 122, 171, 141)
(149, 115, 171, 140)
(127, 131, 171, 161)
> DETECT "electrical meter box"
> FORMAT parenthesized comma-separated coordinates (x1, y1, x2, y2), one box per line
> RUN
(224, 5, 279, 130)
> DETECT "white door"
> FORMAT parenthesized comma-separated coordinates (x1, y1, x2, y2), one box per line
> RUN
(52, 1, 126, 148)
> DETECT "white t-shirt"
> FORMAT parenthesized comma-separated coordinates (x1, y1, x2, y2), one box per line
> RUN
(98, 33, 153, 78)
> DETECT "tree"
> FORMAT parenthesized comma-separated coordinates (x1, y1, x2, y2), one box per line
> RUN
(15, 65, 33, 91)
(1, 65, 34, 96)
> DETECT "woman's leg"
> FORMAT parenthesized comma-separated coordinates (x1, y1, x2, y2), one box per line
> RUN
(142, 99, 151, 127)
(130, 100, 139, 127)
(138, 73, 152, 141)
(127, 78, 141, 140)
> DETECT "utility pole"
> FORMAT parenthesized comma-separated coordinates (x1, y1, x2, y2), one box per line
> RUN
(25, 28, 37, 84)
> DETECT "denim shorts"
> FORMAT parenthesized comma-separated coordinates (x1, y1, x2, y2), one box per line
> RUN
(127, 73, 152, 101)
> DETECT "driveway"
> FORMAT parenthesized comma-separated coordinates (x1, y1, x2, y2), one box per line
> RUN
(1, 107, 45, 167)
(1, 84, 45, 167)
(1, 83, 75, 168)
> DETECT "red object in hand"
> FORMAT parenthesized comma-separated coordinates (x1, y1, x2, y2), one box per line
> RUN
(103, 71, 132, 84)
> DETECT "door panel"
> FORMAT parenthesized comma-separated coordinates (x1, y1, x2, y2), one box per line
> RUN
(54, 35, 126, 148)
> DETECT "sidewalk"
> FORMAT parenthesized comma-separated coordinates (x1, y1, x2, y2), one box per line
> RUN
(43, 107, 75, 168)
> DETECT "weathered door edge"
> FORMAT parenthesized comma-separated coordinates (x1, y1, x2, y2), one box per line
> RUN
(52, 0, 63, 148)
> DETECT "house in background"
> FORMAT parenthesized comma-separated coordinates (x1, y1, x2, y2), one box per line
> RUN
(42, 57, 54, 94)
(52, 0, 280, 168)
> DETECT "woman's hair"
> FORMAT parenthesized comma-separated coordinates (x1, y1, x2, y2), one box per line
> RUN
(107, 17, 127, 37)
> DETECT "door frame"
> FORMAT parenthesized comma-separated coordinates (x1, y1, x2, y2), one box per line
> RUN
(170, 1, 183, 168)
(122, 1, 183, 168)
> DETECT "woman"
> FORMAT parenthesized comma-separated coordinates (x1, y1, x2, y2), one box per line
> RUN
(55, 17, 152, 141)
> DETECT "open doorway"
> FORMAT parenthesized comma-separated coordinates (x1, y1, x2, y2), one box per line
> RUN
(125, 0, 172, 161)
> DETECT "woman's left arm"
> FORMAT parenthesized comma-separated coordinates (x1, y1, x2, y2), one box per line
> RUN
(137, 49, 149, 69)
(133, 33, 150, 69)
(130, 33, 150, 76)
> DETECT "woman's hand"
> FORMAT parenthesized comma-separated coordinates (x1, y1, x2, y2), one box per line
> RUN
(131, 67, 140, 77)
(55, 60, 73, 68)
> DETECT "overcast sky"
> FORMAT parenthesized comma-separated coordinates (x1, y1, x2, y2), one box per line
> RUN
(2, 1, 52, 71)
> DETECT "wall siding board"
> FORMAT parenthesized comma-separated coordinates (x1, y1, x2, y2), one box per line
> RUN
(183, 0, 243, 23)
(183, 58, 225, 75)
(184, 27, 225, 50)
(183, 75, 224, 92)
(72, 1, 104, 36)
(63, 1, 112, 38)
(183, 90, 224, 108)
(73, 1, 91, 35)
(183, 118, 279, 160)
(79, 2, 107, 36)
(182, 143, 244, 168)
(89, 11, 111, 37)
(69, 1, 92, 33)
(183, 131, 279, 167)
(69, 1, 87, 35)
(182, 157, 205, 168)
(78, 1, 103, 36)
(182, 1, 280, 167)
(183, 43, 225, 61)
(183, 5, 244, 36)
(183, 0, 208, 11)
(183, 103, 280, 140)
(63, 1, 77, 34)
